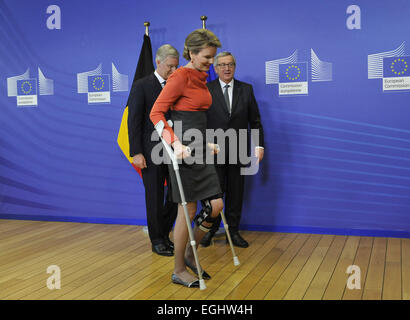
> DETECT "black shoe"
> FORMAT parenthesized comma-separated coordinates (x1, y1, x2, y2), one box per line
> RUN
(152, 243, 173, 256)
(185, 258, 211, 280)
(200, 232, 214, 247)
(171, 274, 199, 288)
(164, 238, 174, 251)
(229, 232, 249, 248)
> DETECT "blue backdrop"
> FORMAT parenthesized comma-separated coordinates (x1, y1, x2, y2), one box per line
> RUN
(1, 0, 410, 238)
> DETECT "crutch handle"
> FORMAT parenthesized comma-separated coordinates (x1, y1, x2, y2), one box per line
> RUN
(155, 120, 191, 167)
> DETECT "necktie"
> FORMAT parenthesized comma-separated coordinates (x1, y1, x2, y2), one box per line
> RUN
(162, 81, 166, 88)
(223, 84, 230, 114)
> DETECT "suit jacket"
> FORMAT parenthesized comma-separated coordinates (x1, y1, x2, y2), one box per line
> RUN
(206, 78, 264, 166)
(127, 72, 163, 166)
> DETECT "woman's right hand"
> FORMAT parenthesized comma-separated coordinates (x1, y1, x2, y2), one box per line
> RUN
(172, 140, 191, 159)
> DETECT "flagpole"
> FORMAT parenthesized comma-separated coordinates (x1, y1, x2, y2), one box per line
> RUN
(200, 15, 241, 267)
(140, 20, 152, 234)
(201, 16, 207, 29)
(144, 21, 150, 36)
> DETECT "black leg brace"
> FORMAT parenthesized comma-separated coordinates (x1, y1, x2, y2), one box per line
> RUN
(194, 199, 217, 232)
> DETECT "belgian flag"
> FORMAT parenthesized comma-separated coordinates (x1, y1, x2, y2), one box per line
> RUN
(117, 34, 155, 177)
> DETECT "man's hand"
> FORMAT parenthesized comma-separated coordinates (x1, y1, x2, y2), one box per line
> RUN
(255, 147, 264, 163)
(207, 143, 220, 155)
(132, 153, 147, 169)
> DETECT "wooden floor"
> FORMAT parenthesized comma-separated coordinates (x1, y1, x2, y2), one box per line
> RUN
(0, 219, 409, 300)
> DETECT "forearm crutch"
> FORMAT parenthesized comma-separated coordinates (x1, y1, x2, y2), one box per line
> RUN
(155, 120, 206, 290)
(220, 210, 240, 266)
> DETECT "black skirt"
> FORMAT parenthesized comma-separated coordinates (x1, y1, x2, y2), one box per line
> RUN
(167, 110, 222, 203)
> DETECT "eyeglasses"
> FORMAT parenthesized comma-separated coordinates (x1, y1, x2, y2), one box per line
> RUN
(216, 63, 235, 68)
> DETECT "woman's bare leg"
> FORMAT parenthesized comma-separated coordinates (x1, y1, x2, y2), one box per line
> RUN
(173, 201, 197, 283)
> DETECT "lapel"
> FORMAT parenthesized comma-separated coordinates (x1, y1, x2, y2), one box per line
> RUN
(231, 79, 241, 116)
(212, 80, 230, 117)
(149, 72, 162, 99)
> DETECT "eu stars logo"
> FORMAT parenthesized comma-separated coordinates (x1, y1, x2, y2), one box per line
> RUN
(17, 79, 38, 106)
(18, 80, 35, 95)
(284, 65, 302, 81)
(278, 63, 308, 96)
(87, 74, 110, 104)
(390, 58, 408, 76)
(91, 76, 106, 91)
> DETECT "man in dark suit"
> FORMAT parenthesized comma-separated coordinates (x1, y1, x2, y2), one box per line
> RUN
(128, 44, 179, 256)
(202, 51, 265, 248)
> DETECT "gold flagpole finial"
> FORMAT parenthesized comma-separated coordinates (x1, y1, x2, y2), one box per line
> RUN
(144, 21, 150, 36)
(200, 16, 207, 29)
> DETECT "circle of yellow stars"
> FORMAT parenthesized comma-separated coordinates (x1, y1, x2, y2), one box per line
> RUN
(92, 76, 105, 91)
(285, 65, 301, 81)
(390, 58, 408, 76)
(20, 80, 32, 94)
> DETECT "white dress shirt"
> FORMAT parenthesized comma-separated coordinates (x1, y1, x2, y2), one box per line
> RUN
(219, 78, 234, 111)
(154, 70, 166, 88)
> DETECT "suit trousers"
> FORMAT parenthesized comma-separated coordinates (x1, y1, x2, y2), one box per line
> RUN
(209, 164, 245, 234)
(141, 164, 178, 245)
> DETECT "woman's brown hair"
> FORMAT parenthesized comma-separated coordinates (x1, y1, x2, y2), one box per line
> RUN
(183, 29, 221, 61)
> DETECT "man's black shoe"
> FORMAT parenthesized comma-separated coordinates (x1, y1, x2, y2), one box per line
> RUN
(200, 232, 214, 247)
(229, 232, 249, 248)
(165, 238, 174, 251)
(152, 243, 174, 256)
